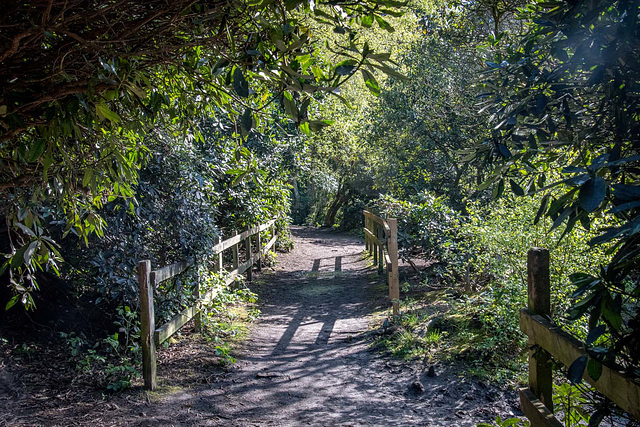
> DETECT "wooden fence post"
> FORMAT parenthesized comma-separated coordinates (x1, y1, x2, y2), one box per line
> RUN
(215, 235, 223, 273)
(388, 219, 400, 316)
(232, 230, 239, 271)
(527, 247, 553, 412)
(372, 222, 378, 265)
(138, 260, 157, 390)
(377, 224, 384, 274)
(256, 229, 262, 271)
(364, 214, 369, 252)
(368, 216, 372, 253)
(194, 272, 202, 333)
(245, 226, 252, 282)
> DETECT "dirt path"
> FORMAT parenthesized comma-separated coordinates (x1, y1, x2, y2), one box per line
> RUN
(128, 226, 519, 426)
(1, 226, 520, 426)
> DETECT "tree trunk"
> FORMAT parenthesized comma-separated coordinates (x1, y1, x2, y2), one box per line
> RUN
(323, 186, 351, 227)
(290, 178, 300, 222)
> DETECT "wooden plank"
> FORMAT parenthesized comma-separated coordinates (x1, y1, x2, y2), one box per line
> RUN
(259, 219, 276, 232)
(364, 228, 383, 246)
(264, 234, 277, 253)
(232, 230, 239, 270)
(377, 224, 384, 274)
(228, 259, 252, 278)
(364, 215, 369, 252)
(256, 230, 262, 271)
(194, 273, 202, 333)
(519, 388, 563, 427)
(527, 248, 553, 411)
(520, 309, 640, 421)
(388, 218, 399, 316)
(155, 304, 198, 344)
(528, 248, 551, 315)
(138, 260, 157, 390)
(245, 228, 252, 282)
(155, 273, 240, 344)
(363, 210, 391, 234)
(151, 260, 190, 285)
(210, 224, 261, 254)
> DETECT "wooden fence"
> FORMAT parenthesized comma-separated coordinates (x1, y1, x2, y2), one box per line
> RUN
(520, 247, 640, 425)
(363, 210, 400, 316)
(138, 219, 278, 390)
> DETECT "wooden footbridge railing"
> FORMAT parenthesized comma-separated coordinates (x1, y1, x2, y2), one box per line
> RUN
(521, 248, 640, 425)
(138, 219, 278, 390)
(363, 210, 400, 315)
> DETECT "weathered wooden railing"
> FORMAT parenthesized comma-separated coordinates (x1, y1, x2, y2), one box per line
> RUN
(520, 248, 640, 425)
(363, 210, 399, 315)
(138, 219, 278, 390)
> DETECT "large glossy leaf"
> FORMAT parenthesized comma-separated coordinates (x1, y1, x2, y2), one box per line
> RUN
(587, 358, 602, 381)
(567, 354, 587, 384)
(578, 177, 606, 212)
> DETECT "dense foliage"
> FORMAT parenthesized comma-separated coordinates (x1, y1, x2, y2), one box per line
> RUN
(0, 0, 404, 306)
(3, 0, 640, 422)
(473, 0, 640, 374)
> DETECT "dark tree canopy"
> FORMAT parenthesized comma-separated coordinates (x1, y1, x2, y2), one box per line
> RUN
(0, 0, 405, 306)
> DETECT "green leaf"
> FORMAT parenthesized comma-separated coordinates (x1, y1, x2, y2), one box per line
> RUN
(568, 291, 599, 320)
(335, 60, 357, 76)
(28, 139, 46, 162)
(497, 143, 511, 158)
(231, 171, 248, 187)
(82, 168, 94, 188)
(23, 241, 38, 265)
(299, 121, 310, 135)
(587, 358, 602, 381)
(493, 179, 505, 199)
(233, 67, 249, 98)
(601, 295, 622, 330)
(588, 408, 605, 427)
(95, 102, 121, 123)
(15, 223, 35, 237)
(10, 244, 28, 268)
(534, 195, 549, 224)
(308, 120, 334, 132)
(5, 295, 19, 311)
(361, 69, 380, 96)
(374, 15, 394, 32)
(240, 108, 252, 132)
(578, 177, 607, 212)
(567, 354, 587, 384)
(509, 179, 524, 196)
(361, 15, 374, 28)
(282, 92, 298, 121)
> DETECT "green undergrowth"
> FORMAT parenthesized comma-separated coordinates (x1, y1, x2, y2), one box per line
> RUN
(50, 283, 260, 393)
(167, 284, 261, 366)
(374, 284, 527, 386)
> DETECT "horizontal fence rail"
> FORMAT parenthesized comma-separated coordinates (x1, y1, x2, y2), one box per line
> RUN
(520, 248, 640, 424)
(138, 218, 278, 390)
(363, 210, 399, 315)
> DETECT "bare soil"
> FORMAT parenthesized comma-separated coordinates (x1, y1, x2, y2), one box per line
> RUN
(0, 226, 521, 426)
